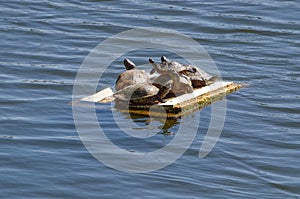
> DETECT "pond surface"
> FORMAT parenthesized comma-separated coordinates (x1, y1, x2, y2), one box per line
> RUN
(1, 0, 299, 198)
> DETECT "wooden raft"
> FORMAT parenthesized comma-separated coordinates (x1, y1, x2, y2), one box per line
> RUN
(81, 81, 242, 118)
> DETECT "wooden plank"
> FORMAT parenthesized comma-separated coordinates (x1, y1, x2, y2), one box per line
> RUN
(79, 81, 243, 118)
(160, 81, 233, 106)
(80, 87, 114, 103)
(116, 82, 242, 117)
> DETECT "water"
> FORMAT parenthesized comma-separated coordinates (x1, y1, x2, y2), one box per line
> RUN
(1, 0, 299, 198)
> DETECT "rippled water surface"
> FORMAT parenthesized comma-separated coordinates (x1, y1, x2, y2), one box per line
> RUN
(1, 0, 299, 198)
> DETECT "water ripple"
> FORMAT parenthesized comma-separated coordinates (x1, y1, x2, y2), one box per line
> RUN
(1, 0, 300, 198)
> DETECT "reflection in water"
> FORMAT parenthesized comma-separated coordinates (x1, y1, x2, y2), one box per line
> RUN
(121, 111, 180, 135)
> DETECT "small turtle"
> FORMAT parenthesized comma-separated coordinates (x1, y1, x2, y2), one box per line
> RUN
(168, 69, 194, 95)
(150, 56, 217, 88)
(151, 69, 193, 97)
(151, 73, 172, 89)
(149, 57, 191, 75)
(114, 83, 171, 105)
(115, 59, 150, 91)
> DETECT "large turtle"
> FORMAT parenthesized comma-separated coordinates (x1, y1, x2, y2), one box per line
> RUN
(115, 59, 150, 91)
(149, 56, 217, 88)
(114, 83, 171, 105)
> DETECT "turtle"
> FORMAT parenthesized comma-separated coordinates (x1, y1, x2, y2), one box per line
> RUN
(167, 69, 194, 96)
(150, 68, 193, 97)
(113, 83, 171, 105)
(149, 57, 192, 75)
(150, 73, 172, 89)
(115, 59, 150, 91)
(150, 56, 217, 88)
(161, 56, 218, 87)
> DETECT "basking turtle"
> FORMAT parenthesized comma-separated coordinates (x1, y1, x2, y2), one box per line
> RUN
(150, 56, 217, 88)
(115, 59, 150, 91)
(149, 57, 191, 75)
(151, 69, 193, 98)
(114, 83, 171, 105)
(168, 69, 194, 95)
(151, 73, 171, 89)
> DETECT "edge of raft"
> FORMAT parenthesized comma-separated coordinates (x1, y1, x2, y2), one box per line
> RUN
(81, 81, 243, 118)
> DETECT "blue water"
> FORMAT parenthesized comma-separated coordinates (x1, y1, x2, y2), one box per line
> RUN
(1, 0, 300, 198)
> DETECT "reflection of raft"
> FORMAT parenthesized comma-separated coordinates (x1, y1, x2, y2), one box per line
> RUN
(81, 81, 242, 118)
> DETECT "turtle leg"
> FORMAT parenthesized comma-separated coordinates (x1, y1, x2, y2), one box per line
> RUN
(157, 82, 172, 101)
(187, 85, 194, 93)
(156, 95, 166, 103)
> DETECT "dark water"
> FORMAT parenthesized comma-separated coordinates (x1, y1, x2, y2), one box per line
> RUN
(1, 0, 300, 198)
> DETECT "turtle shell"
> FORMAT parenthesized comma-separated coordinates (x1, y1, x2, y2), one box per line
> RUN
(188, 75, 217, 88)
(150, 74, 172, 89)
(150, 69, 194, 97)
(114, 84, 160, 105)
(179, 65, 215, 82)
(170, 72, 193, 95)
(115, 69, 150, 91)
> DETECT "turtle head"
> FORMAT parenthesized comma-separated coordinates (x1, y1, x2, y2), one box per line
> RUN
(123, 58, 136, 70)
(190, 66, 197, 73)
(161, 56, 169, 63)
(149, 58, 157, 74)
(149, 58, 155, 64)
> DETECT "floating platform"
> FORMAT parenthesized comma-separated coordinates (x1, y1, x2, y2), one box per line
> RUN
(81, 81, 242, 118)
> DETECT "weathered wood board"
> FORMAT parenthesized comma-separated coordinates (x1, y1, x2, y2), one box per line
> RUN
(80, 81, 242, 118)
(81, 87, 114, 103)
